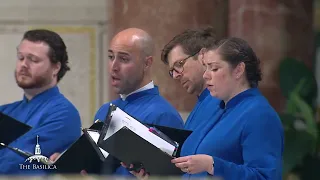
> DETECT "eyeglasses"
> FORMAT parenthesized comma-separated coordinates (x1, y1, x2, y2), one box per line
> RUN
(169, 51, 199, 77)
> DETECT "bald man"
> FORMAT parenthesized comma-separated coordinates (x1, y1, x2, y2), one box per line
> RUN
(93, 28, 184, 175)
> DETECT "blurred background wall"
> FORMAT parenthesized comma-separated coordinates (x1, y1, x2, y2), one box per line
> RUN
(0, 0, 317, 128)
(0, 0, 319, 179)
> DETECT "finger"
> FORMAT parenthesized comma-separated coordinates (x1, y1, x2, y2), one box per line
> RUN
(120, 162, 127, 168)
(49, 152, 61, 161)
(171, 156, 189, 163)
(80, 169, 87, 175)
(144, 173, 150, 179)
(129, 170, 137, 176)
(174, 162, 188, 169)
(137, 169, 145, 177)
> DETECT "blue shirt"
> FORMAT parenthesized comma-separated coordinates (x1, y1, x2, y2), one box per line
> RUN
(0, 86, 82, 175)
(184, 89, 221, 131)
(181, 88, 284, 180)
(94, 86, 184, 176)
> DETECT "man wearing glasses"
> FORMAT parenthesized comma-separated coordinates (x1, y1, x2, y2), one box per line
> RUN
(161, 27, 221, 130)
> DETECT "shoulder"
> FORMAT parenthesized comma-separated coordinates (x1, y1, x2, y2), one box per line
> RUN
(93, 99, 121, 122)
(145, 95, 184, 127)
(0, 100, 22, 111)
(147, 95, 179, 114)
(47, 94, 79, 115)
(239, 96, 283, 133)
(41, 94, 81, 127)
(94, 102, 111, 121)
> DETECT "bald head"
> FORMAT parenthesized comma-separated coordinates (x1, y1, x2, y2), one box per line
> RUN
(108, 28, 155, 95)
(111, 28, 155, 57)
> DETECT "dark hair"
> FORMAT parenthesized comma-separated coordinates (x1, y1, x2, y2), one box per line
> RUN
(161, 26, 218, 64)
(206, 37, 262, 88)
(22, 29, 70, 82)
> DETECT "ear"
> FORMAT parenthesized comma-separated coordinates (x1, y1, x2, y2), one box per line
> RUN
(144, 56, 153, 71)
(234, 62, 245, 79)
(198, 48, 206, 63)
(52, 62, 61, 78)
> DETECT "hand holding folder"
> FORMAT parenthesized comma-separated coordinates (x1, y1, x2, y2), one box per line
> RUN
(97, 104, 193, 176)
(50, 121, 108, 174)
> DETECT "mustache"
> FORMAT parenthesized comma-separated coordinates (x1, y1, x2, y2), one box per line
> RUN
(16, 69, 31, 76)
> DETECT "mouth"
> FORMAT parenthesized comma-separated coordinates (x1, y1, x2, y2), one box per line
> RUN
(18, 72, 30, 77)
(206, 84, 213, 88)
(111, 75, 121, 85)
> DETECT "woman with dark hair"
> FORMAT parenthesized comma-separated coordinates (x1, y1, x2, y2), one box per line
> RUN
(171, 37, 284, 180)
(130, 37, 284, 180)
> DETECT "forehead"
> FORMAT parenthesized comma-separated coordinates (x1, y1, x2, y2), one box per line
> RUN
(109, 37, 139, 56)
(203, 50, 222, 64)
(167, 45, 188, 66)
(17, 40, 49, 57)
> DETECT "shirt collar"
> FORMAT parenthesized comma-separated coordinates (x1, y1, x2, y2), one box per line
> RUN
(198, 88, 210, 101)
(120, 81, 155, 101)
(22, 86, 60, 103)
(219, 88, 260, 109)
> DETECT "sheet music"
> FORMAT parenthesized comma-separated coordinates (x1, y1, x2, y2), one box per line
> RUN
(87, 130, 109, 158)
(103, 107, 176, 156)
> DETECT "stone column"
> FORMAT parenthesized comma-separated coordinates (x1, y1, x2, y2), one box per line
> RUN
(108, 0, 228, 116)
(229, 0, 314, 111)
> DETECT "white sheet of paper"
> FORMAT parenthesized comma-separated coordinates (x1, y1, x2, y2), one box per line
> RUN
(102, 107, 175, 156)
(87, 130, 109, 158)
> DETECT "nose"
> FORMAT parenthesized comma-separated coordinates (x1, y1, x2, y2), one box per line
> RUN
(172, 70, 181, 80)
(18, 58, 28, 68)
(110, 59, 120, 72)
(203, 69, 210, 81)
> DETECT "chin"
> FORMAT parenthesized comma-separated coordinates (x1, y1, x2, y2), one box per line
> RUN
(112, 87, 121, 94)
(209, 91, 218, 97)
(17, 83, 35, 89)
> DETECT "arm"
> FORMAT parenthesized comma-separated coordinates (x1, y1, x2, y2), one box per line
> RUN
(153, 111, 184, 129)
(0, 103, 81, 175)
(213, 112, 284, 180)
(93, 103, 110, 123)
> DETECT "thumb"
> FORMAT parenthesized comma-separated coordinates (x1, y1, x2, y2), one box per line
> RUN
(49, 152, 61, 162)
(80, 169, 88, 175)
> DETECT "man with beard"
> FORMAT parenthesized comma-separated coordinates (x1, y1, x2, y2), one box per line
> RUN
(160, 27, 221, 131)
(0, 29, 81, 175)
(50, 28, 184, 176)
(99, 27, 184, 175)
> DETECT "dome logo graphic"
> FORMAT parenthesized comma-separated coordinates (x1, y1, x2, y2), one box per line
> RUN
(19, 135, 57, 170)
(25, 135, 50, 164)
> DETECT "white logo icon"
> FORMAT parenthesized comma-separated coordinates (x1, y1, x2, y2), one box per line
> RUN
(25, 135, 50, 164)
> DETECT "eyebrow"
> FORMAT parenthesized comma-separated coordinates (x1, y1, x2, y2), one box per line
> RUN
(206, 61, 220, 65)
(16, 47, 40, 59)
(108, 50, 130, 56)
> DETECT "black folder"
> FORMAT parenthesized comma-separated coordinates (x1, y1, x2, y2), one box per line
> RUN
(52, 122, 106, 174)
(98, 126, 192, 176)
(96, 104, 193, 176)
(144, 123, 192, 157)
(0, 112, 32, 149)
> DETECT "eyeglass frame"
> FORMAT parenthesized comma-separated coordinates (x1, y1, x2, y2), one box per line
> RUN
(168, 51, 200, 77)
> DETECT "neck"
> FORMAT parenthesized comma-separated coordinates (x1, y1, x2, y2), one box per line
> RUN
(24, 81, 56, 100)
(224, 83, 250, 105)
(122, 78, 152, 96)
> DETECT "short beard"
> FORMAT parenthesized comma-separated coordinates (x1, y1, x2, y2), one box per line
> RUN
(15, 71, 50, 89)
(118, 70, 145, 95)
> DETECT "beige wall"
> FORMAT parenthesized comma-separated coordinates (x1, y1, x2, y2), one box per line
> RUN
(0, 0, 111, 128)
(0, 0, 192, 128)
